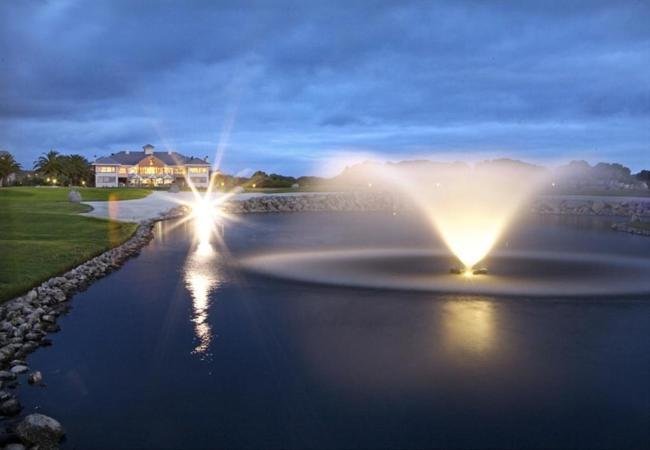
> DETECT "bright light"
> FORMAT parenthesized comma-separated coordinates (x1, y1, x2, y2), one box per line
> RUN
(81, 180, 86, 186)
(191, 198, 221, 248)
(184, 243, 218, 355)
(52, 178, 57, 184)
(367, 163, 548, 271)
(252, 183, 256, 188)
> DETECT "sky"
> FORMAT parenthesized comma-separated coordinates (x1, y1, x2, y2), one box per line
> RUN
(1, 0, 649, 176)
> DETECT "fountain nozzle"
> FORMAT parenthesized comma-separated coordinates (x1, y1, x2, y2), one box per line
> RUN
(449, 267, 488, 276)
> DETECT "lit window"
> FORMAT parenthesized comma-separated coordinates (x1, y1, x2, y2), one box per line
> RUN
(96, 166, 116, 173)
(188, 167, 208, 174)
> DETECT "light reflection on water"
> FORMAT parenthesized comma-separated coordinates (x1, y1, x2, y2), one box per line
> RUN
(441, 299, 496, 357)
(182, 218, 223, 357)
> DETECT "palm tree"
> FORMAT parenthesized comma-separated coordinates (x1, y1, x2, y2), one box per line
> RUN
(0, 151, 21, 186)
(60, 154, 92, 186)
(33, 150, 62, 178)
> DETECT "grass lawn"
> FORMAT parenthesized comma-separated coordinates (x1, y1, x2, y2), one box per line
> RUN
(0, 187, 151, 302)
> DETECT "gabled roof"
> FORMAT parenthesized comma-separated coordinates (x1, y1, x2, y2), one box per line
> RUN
(93, 151, 210, 166)
(94, 156, 121, 165)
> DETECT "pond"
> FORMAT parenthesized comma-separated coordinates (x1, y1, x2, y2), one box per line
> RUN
(16, 212, 650, 449)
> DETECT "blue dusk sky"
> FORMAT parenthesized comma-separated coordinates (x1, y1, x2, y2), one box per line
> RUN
(1, 0, 649, 176)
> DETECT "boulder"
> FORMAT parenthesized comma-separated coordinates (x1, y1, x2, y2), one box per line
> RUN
(0, 371, 15, 382)
(28, 371, 43, 385)
(5, 443, 27, 450)
(0, 398, 21, 416)
(16, 414, 64, 449)
(10, 365, 28, 375)
(67, 190, 82, 203)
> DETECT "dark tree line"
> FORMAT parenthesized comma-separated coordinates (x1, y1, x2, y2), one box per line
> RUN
(33, 150, 93, 185)
(0, 151, 21, 186)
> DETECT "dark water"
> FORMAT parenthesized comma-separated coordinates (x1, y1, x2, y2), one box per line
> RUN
(16, 212, 650, 449)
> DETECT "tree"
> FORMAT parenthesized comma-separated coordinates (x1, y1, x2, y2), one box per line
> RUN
(0, 151, 21, 186)
(636, 170, 650, 188)
(593, 162, 631, 181)
(33, 150, 62, 178)
(60, 154, 92, 186)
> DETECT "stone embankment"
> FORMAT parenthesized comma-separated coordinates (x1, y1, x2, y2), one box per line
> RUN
(223, 192, 650, 218)
(224, 193, 650, 238)
(223, 192, 401, 214)
(530, 197, 650, 217)
(528, 198, 650, 236)
(225, 192, 650, 220)
(0, 206, 186, 449)
(611, 220, 650, 236)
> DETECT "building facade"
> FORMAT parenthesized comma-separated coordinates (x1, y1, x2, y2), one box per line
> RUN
(93, 144, 211, 188)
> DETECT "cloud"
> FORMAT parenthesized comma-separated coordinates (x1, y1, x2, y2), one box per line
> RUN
(1, 0, 648, 174)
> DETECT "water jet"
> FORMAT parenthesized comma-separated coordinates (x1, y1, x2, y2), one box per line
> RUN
(364, 160, 549, 272)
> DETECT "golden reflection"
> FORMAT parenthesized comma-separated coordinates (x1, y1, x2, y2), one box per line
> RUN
(183, 229, 221, 355)
(442, 300, 496, 356)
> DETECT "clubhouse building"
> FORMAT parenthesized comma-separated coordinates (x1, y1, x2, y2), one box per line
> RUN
(93, 144, 211, 188)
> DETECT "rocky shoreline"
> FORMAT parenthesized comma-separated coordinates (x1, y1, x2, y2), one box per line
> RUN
(0, 206, 187, 449)
(223, 192, 402, 214)
(530, 197, 650, 217)
(223, 192, 650, 218)
(611, 220, 650, 236)
(2, 192, 649, 448)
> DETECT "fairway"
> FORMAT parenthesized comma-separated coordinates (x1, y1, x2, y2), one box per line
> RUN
(0, 187, 151, 302)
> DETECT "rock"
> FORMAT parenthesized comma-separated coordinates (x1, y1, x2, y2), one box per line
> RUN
(10, 365, 28, 375)
(9, 360, 25, 368)
(28, 371, 43, 385)
(41, 315, 55, 324)
(24, 332, 41, 342)
(5, 442, 27, 450)
(16, 414, 64, 449)
(592, 200, 606, 213)
(67, 190, 82, 203)
(43, 323, 61, 333)
(0, 398, 21, 416)
(0, 372, 15, 382)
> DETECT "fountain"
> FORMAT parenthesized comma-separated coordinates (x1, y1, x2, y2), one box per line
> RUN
(238, 159, 650, 297)
(367, 160, 549, 273)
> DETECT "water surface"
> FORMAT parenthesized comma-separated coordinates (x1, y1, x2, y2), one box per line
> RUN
(17, 212, 650, 449)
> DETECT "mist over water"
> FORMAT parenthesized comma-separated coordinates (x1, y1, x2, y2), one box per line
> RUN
(350, 160, 550, 269)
